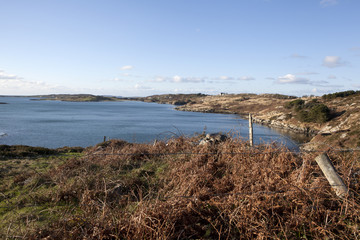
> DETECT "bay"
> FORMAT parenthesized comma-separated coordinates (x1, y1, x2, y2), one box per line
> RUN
(0, 97, 306, 149)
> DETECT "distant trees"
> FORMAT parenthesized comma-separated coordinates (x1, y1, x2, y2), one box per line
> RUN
(322, 90, 360, 100)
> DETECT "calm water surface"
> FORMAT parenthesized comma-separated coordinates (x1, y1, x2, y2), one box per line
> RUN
(0, 97, 306, 149)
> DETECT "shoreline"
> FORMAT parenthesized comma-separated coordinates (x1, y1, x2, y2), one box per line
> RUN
(135, 93, 360, 150)
(1, 92, 359, 150)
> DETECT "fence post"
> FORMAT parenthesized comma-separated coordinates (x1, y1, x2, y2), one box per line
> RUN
(315, 153, 348, 198)
(249, 113, 253, 147)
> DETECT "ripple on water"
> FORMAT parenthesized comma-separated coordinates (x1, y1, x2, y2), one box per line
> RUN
(0, 132, 8, 137)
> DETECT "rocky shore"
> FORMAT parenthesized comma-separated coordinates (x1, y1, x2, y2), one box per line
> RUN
(137, 92, 360, 150)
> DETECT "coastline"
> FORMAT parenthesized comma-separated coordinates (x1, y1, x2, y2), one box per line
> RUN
(134, 93, 360, 150)
(2, 92, 359, 150)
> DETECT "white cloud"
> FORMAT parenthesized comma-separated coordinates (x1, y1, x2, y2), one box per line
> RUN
(213, 76, 255, 81)
(350, 47, 360, 52)
(276, 74, 341, 88)
(134, 83, 152, 90)
(120, 65, 133, 70)
(237, 76, 255, 81)
(322, 56, 347, 68)
(111, 78, 126, 82)
(328, 75, 337, 79)
(277, 74, 310, 84)
(0, 70, 22, 80)
(219, 76, 233, 80)
(149, 75, 254, 83)
(0, 70, 76, 95)
(296, 72, 319, 75)
(152, 76, 167, 82)
(173, 75, 182, 83)
(0, 78, 65, 95)
(312, 88, 318, 93)
(289, 53, 308, 59)
(171, 76, 205, 83)
(320, 0, 338, 7)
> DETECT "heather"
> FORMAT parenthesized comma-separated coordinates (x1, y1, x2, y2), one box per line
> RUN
(1, 137, 359, 239)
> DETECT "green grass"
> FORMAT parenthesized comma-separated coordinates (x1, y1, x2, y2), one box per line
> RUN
(0, 151, 83, 238)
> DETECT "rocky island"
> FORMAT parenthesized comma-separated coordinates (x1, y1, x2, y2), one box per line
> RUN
(31, 94, 123, 102)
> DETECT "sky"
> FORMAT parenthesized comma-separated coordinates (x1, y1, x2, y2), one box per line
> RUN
(0, 0, 359, 97)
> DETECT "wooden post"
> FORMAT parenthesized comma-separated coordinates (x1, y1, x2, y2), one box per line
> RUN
(103, 136, 107, 142)
(315, 153, 348, 198)
(249, 113, 253, 147)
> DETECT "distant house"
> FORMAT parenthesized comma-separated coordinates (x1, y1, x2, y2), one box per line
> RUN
(220, 93, 228, 96)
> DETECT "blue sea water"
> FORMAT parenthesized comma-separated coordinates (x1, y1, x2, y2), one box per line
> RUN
(0, 97, 305, 149)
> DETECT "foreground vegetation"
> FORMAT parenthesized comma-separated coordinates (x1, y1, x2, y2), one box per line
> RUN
(1, 137, 359, 239)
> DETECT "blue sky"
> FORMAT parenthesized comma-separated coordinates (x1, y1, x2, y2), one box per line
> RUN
(0, 0, 359, 96)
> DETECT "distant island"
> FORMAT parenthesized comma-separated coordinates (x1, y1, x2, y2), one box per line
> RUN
(31, 94, 123, 102)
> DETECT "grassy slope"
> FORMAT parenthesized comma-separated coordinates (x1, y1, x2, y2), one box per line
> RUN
(0, 146, 83, 239)
(1, 138, 359, 239)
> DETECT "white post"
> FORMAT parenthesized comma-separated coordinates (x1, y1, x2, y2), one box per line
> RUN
(315, 153, 348, 198)
(249, 113, 253, 147)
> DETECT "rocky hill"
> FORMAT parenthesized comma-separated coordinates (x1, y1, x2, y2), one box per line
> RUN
(138, 92, 360, 150)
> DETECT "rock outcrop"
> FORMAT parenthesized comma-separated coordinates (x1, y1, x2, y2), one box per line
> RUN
(199, 133, 228, 145)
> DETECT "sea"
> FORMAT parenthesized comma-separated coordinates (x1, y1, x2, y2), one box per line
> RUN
(0, 97, 308, 149)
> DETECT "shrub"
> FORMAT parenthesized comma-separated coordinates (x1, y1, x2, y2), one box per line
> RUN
(296, 104, 331, 123)
(284, 99, 305, 110)
(304, 99, 319, 108)
(308, 104, 331, 123)
(285, 99, 331, 123)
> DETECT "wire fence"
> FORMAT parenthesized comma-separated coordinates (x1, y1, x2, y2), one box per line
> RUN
(2, 145, 360, 161)
(86, 148, 360, 157)
(1, 143, 359, 211)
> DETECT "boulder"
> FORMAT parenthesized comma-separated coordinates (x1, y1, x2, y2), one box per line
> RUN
(199, 133, 228, 145)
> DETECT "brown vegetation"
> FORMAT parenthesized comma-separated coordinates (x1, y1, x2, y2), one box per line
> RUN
(1, 137, 359, 239)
